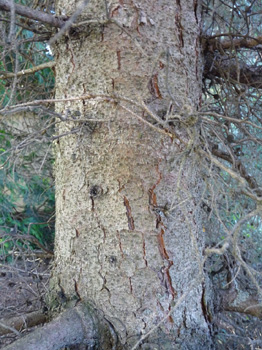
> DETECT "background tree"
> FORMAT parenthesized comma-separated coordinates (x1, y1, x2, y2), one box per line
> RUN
(0, 0, 262, 349)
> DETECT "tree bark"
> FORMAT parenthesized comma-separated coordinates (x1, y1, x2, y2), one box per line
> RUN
(49, 1, 214, 349)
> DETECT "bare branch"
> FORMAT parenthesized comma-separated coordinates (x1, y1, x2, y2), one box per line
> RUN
(0, 233, 54, 255)
(221, 291, 262, 318)
(0, 0, 65, 28)
(204, 35, 262, 52)
(199, 149, 247, 187)
(204, 52, 262, 88)
(210, 146, 262, 196)
(119, 104, 173, 138)
(0, 311, 47, 336)
(0, 61, 55, 79)
(49, 0, 90, 45)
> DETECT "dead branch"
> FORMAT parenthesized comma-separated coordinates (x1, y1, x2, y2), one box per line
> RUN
(220, 290, 262, 318)
(0, 61, 55, 79)
(204, 35, 262, 52)
(0, 233, 54, 256)
(0, 0, 64, 28)
(204, 52, 262, 88)
(0, 310, 47, 336)
(210, 146, 262, 196)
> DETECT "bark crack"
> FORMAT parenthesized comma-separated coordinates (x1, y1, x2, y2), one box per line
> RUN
(142, 233, 148, 267)
(158, 228, 176, 300)
(123, 196, 135, 230)
(175, 0, 184, 48)
(148, 165, 176, 305)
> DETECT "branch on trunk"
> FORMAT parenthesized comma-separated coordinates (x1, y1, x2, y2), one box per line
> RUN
(211, 146, 262, 197)
(0, 61, 56, 79)
(0, 0, 65, 28)
(1, 303, 116, 350)
(204, 52, 262, 89)
(203, 35, 262, 52)
(225, 296, 262, 318)
(0, 310, 47, 336)
(219, 288, 262, 318)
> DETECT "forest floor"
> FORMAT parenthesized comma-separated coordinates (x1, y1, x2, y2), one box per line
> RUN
(0, 254, 51, 348)
(0, 256, 261, 349)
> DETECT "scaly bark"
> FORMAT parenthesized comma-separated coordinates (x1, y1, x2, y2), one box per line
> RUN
(50, 1, 214, 349)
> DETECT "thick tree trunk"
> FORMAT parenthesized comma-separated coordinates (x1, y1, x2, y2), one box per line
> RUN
(50, 1, 213, 349)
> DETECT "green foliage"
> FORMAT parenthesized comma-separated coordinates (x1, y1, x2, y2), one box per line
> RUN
(0, 130, 55, 255)
(0, 8, 56, 258)
(0, 24, 55, 107)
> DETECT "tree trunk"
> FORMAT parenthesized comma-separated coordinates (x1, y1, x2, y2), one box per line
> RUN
(49, 0, 213, 349)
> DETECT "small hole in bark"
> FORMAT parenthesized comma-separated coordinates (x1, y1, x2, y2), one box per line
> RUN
(108, 256, 117, 266)
(90, 185, 102, 198)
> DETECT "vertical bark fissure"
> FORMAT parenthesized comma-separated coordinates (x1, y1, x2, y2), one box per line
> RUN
(123, 196, 135, 230)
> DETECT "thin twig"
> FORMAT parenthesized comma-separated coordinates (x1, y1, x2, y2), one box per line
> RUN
(0, 61, 55, 79)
